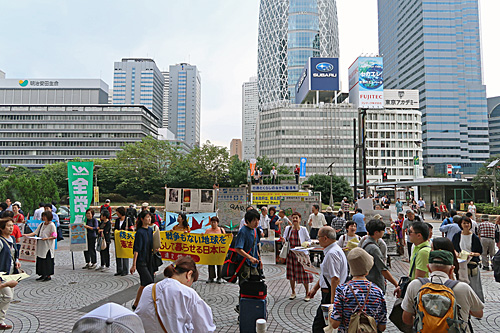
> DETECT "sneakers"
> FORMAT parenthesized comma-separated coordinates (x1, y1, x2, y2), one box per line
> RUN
(95, 266, 104, 271)
(216, 278, 223, 284)
(89, 263, 97, 269)
(101, 267, 110, 272)
(304, 296, 311, 302)
(82, 263, 90, 269)
(289, 293, 296, 300)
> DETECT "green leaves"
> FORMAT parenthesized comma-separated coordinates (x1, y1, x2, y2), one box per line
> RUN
(303, 174, 352, 205)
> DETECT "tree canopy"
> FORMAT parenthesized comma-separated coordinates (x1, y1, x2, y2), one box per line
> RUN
(303, 174, 352, 205)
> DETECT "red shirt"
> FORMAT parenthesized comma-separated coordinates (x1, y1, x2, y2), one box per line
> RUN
(11, 224, 22, 240)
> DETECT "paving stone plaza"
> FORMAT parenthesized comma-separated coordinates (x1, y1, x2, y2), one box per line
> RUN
(4, 222, 500, 332)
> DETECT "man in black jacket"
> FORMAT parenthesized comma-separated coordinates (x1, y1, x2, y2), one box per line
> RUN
(114, 206, 134, 276)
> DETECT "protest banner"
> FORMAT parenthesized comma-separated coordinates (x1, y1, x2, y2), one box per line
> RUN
(19, 236, 37, 262)
(114, 230, 232, 265)
(69, 223, 87, 252)
(290, 248, 320, 275)
(67, 162, 93, 226)
(164, 212, 215, 233)
(279, 196, 320, 226)
(217, 201, 245, 230)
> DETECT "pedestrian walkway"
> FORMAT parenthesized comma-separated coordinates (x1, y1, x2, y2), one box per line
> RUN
(4, 239, 500, 332)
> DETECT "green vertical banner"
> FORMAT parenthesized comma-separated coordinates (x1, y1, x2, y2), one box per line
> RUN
(68, 162, 94, 224)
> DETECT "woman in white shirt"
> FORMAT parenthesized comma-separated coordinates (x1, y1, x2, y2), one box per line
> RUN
(135, 256, 216, 333)
(337, 221, 361, 249)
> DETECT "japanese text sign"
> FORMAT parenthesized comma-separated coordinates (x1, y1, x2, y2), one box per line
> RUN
(67, 162, 94, 225)
(114, 230, 233, 265)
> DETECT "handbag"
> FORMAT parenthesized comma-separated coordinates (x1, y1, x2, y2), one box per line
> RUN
(389, 298, 413, 333)
(100, 237, 107, 251)
(279, 227, 291, 259)
(152, 283, 168, 333)
(152, 252, 163, 269)
(96, 236, 102, 252)
(153, 227, 161, 250)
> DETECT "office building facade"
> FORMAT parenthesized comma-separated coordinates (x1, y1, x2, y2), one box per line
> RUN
(112, 58, 164, 126)
(488, 96, 500, 156)
(258, 103, 356, 182)
(230, 139, 243, 160)
(257, 0, 339, 110)
(0, 105, 158, 167)
(161, 71, 169, 128)
(167, 63, 201, 147)
(378, 0, 489, 175)
(242, 77, 259, 160)
(0, 79, 108, 104)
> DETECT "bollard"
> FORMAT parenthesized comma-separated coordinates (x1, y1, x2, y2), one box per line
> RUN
(256, 318, 267, 333)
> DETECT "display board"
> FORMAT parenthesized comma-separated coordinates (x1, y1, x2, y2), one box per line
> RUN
(217, 201, 245, 230)
(279, 196, 320, 226)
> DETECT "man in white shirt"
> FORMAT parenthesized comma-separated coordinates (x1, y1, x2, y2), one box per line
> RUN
(308, 204, 327, 239)
(402, 250, 483, 332)
(33, 203, 44, 220)
(307, 226, 348, 333)
(277, 210, 291, 229)
(270, 166, 278, 184)
(239, 205, 255, 230)
(259, 206, 270, 237)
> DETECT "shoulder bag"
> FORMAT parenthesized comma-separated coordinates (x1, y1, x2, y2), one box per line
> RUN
(221, 229, 257, 283)
(152, 283, 168, 333)
(279, 228, 291, 259)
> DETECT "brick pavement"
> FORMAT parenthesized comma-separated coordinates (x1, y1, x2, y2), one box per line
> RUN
(3, 234, 500, 332)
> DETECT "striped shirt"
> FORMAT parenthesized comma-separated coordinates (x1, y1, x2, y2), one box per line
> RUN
(331, 280, 387, 333)
(478, 221, 496, 239)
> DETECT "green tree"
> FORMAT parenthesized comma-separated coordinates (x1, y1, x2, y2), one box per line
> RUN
(228, 155, 248, 187)
(472, 156, 500, 194)
(304, 174, 352, 205)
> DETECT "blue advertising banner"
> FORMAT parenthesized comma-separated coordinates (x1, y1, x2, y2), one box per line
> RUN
(299, 157, 307, 178)
(310, 57, 339, 91)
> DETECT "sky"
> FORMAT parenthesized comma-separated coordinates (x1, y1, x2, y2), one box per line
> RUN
(1, 0, 499, 148)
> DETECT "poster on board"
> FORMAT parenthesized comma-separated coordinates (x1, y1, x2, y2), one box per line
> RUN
(166, 188, 182, 212)
(19, 236, 37, 262)
(185, 189, 200, 212)
(199, 189, 215, 212)
(69, 223, 87, 252)
(279, 196, 320, 226)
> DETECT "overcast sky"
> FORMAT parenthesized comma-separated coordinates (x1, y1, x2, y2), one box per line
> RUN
(1, 0, 498, 148)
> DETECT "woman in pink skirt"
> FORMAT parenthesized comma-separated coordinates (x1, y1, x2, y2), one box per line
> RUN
(282, 212, 313, 301)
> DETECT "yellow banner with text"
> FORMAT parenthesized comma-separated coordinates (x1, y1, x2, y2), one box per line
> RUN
(251, 191, 309, 205)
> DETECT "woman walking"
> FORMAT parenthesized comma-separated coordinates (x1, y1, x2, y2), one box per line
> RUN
(25, 211, 56, 281)
(205, 216, 225, 283)
(82, 209, 98, 269)
(452, 216, 484, 301)
(130, 211, 156, 309)
(283, 212, 312, 301)
(96, 210, 111, 271)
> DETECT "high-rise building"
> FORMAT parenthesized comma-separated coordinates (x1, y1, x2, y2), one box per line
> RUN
(112, 58, 164, 126)
(0, 104, 158, 167)
(161, 71, 169, 128)
(168, 63, 201, 147)
(257, 0, 339, 110)
(108, 88, 113, 104)
(0, 78, 108, 104)
(377, 0, 489, 175)
(488, 96, 500, 156)
(0, 70, 5, 79)
(242, 77, 258, 160)
(230, 139, 243, 160)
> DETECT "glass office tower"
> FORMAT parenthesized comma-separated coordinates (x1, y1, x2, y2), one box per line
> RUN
(257, 0, 339, 111)
(378, 0, 489, 175)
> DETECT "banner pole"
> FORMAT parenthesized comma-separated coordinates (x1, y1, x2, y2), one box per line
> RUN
(71, 251, 75, 270)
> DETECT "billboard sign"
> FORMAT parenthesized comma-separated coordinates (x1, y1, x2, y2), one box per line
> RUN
(295, 57, 339, 104)
(299, 157, 307, 178)
(384, 89, 419, 109)
(348, 56, 384, 109)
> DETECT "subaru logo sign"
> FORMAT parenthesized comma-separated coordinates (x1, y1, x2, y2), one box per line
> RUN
(316, 62, 334, 72)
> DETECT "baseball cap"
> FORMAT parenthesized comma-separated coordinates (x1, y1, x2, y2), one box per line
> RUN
(105, 199, 110, 203)
(72, 303, 144, 333)
(428, 250, 454, 266)
(141, 202, 149, 208)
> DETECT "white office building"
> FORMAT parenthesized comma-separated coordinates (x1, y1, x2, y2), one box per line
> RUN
(242, 77, 258, 160)
(364, 90, 423, 183)
(161, 71, 169, 128)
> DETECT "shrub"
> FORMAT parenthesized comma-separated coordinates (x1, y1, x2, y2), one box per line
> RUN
(101, 193, 127, 203)
(149, 194, 164, 204)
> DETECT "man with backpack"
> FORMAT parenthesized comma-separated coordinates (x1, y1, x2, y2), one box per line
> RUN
(100, 199, 112, 218)
(401, 250, 484, 332)
(329, 247, 387, 333)
(149, 207, 164, 231)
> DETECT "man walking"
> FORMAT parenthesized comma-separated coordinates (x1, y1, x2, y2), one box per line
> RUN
(477, 215, 496, 270)
(395, 198, 404, 215)
(308, 204, 327, 240)
(407, 222, 431, 280)
(402, 210, 422, 258)
(417, 197, 426, 220)
(401, 250, 483, 331)
(361, 219, 400, 293)
(352, 208, 367, 237)
(259, 207, 270, 237)
(307, 226, 348, 333)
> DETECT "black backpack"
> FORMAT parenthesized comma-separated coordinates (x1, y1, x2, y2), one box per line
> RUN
(100, 205, 109, 216)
